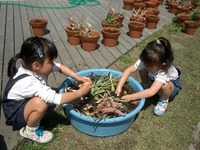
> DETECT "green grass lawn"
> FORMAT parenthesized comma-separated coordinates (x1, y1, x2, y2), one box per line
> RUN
(15, 24, 200, 150)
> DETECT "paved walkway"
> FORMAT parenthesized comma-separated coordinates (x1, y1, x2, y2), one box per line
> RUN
(0, 0, 174, 149)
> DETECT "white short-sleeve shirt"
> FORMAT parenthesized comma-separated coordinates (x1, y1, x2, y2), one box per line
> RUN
(7, 62, 62, 105)
(134, 59, 179, 84)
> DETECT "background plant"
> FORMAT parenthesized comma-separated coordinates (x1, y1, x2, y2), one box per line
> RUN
(103, 8, 121, 25)
(190, 6, 200, 20)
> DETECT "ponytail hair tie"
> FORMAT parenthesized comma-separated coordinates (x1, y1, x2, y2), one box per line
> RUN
(156, 39, 161, 45)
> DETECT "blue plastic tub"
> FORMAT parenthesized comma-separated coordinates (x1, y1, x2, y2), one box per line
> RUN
(59, 69, 145, 137)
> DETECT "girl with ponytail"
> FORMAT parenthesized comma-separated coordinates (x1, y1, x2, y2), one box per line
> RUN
(2, 36, 93, 143)
(115, 37, 182, 116)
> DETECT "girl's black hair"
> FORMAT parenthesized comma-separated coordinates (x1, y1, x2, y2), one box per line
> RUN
(140, 37, 174, 72)
(7, 36, 58, 77)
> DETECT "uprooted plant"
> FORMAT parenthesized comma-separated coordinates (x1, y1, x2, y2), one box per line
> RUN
(65, 72, 140, 119)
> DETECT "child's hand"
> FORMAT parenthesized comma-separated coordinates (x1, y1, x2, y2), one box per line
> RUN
(121, 94, 140, 105)
(78, 76, 91, 83)
(79, 80, 93, 95)
(82, 76, 92, 83)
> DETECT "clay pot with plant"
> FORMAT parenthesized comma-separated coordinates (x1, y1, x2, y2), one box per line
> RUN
(102, 8, 122, 28)
(133, 2, 146, 10)
(190, 6, 200, 21)
(29, 18, 48, 36)
(146, 7, 160, 15)
(80, 20, 100, 51)
(184, 20, 199, 35)
(145, 1, 158, 9)
(177, 2, 191, 14)
(117, 13, 125, 27)
(146, 14, 160, 29)
(123, 0, 135, 10)
(177, 13, 190, 26)
(191, 0, 200, 8)
(128, 21, 145, 38)
(168, 1, 180, 14)
(65, 16, 82, 45)
(101, 27, 121, 47)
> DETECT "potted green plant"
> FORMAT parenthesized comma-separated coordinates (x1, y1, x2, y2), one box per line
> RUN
(191, 0, 200, 7)
(29, 18, 48, 36)
(80, 19, 100, 51)
(65, 15, 83, 45)
(190, 6, 200, 21)
(177, 0, 190, 14)
(102, 8, 122, 28)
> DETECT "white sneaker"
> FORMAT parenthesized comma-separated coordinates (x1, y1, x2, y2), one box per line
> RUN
(19, 127, 53, 143)
(154, 100, 168, 116)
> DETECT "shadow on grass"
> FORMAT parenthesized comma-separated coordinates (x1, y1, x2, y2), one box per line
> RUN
(40, 106, 70, 131)
(142, 95, 159, 111)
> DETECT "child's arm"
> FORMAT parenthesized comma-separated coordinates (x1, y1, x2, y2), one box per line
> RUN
(59, 64, 88, 82)
(115, 65, 137, 96)
(121, 80, 164, 102)
(60, 80, 93, 104)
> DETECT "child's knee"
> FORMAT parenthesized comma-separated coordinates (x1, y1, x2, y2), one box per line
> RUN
(159, 82, 174, 94)
(32, 97, 48, 112)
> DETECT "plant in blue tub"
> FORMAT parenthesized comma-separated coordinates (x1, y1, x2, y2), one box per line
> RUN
(59, 69, 145, 137)
(65, 72, 137, 118)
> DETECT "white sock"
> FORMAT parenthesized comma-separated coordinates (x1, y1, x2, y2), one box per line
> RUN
(161, 99, 169, 103)
(25, 125, 39, 133)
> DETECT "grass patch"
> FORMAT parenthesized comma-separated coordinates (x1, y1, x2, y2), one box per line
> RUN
(14, 24, 200, 150)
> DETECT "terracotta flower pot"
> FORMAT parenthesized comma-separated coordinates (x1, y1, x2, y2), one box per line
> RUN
(29, 18, 48, 36)
(65, 27, 80, 45)
(133, 2, 146, 10)
(169, 2, 179, 14)
(117, 14, 125, 27)
(146, 8, 160, 15)
(177, 5, 190, 14)
(80, 30, 100, 51)
(128, 21, 145, 38)
(184, 20, 199, 35)
(146, 15, 160, 29)
(123, 0, 134, 10)
(145, 1, 158, 8)
(177, 13, 190, 26)
(149, 0, 161, 6)
(102, 27, 121, 47)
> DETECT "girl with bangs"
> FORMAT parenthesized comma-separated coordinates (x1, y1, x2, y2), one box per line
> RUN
(116, 37, 182, 116)
(2, 36, 93, 143)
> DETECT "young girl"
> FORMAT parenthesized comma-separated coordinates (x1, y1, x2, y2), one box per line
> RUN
(115, 37, 182, 116)
(2, 36, 93, 143)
